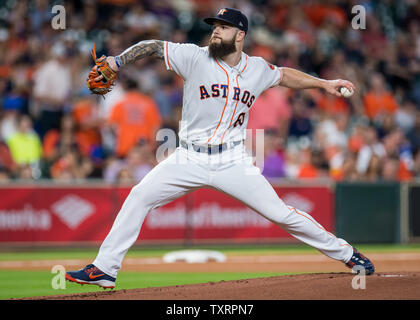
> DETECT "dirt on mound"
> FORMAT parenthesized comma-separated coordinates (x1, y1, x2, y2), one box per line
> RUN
(25, 272, 420, 300)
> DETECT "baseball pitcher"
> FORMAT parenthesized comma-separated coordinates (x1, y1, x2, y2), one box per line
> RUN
(67, 8, 374, 289)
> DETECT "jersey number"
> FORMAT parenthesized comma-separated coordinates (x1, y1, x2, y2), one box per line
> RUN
(233, 112, 246, 127)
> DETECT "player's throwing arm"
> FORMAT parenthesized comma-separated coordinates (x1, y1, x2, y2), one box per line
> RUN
(279, 67, 356, 98)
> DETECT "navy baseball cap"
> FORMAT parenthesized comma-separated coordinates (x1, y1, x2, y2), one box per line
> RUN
(204, 8, 248, 34)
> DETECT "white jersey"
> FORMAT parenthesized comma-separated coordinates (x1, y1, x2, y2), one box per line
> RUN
(163, 41, 283, 145)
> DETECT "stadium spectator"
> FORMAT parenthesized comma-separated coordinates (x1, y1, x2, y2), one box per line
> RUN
(123, 3, 159, 36)
(32, 42, 72, 138)
(0, 167, 10, 182)
(0, 140, 15, 179)
(413, 149, 420, 178)
(356, 126, 386, 177)
(361, 14, 387, 61)
(315, 92, 349, 116)
(407, 111, 420, 152)
(260, 129, 287, 179)
(49, 149, 97, 181)
(395, 99, 417, 134)
(107, 78, 162, 157)
(314, 113, 349, 180)
(1, 95, 21, 142)
(335, 151, 358, 181)
(30, 0, 52, 32)
(382, 129, 414, 181)
(43, 114, 80, 162)
(153, 73, 183, 127)
(115, 167, 136, 185)
(297, 148, 329, 179)
(381, 156, 400, 181)
(6, 114, 42, 166)
(288, 92, 314, 138)
(71, 96, 103, 158)
(15, 164, 35, 181)
(284, 142, 301, 179)
(248, 86, 292, 141)
(104, 143, 154, 184)
(364, 154, 382, 182)
(363, 73, 399, 120)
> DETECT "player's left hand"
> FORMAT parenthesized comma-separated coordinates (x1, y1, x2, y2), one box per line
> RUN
(323, 79, 355, 97)
(86, 44, 118, 97)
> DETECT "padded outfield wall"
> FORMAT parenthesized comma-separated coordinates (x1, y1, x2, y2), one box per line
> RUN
(0, 181, 416, 245)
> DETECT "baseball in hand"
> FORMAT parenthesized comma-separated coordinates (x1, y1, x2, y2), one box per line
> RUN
(340, 87, 354, 98)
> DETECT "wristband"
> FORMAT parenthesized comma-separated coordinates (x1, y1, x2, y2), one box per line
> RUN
(115, 56, 122, 69)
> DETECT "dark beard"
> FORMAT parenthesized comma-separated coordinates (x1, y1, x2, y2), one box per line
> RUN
(208, 35, 237, 59)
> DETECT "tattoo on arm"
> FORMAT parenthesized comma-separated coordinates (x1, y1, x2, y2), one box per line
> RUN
(118, 40, 164, 66)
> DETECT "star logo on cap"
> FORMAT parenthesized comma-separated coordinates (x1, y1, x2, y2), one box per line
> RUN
(218, 8, 227, 15)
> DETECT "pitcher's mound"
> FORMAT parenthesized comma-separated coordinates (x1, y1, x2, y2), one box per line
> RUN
(28, 272, 420, 300)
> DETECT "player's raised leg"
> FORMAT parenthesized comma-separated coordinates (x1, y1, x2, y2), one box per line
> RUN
(210, 156, 374, 274)
(66, 148, 209, 287)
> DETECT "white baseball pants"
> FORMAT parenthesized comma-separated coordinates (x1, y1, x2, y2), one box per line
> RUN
(93, 145, 353, 278)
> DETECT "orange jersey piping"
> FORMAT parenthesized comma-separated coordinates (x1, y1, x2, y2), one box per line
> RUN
(206, 59, 229, 144)
(165, 41, 172, 70)
(220, 56, 248, 144)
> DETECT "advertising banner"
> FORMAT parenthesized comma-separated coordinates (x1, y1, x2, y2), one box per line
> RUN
(0, 185, 333, 244)
(0, 187, 115, 242)
(141, 187, 334, 243)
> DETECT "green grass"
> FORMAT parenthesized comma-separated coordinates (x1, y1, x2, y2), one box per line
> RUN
(0, 243, 419, 261)
(0, 270, 290, 300)
(0, 243, 419, 299)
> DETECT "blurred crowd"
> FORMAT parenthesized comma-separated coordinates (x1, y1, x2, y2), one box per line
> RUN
(0, 0, 419, 184)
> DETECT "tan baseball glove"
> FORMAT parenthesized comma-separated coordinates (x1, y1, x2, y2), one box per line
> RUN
(86, 44, 118, 97)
